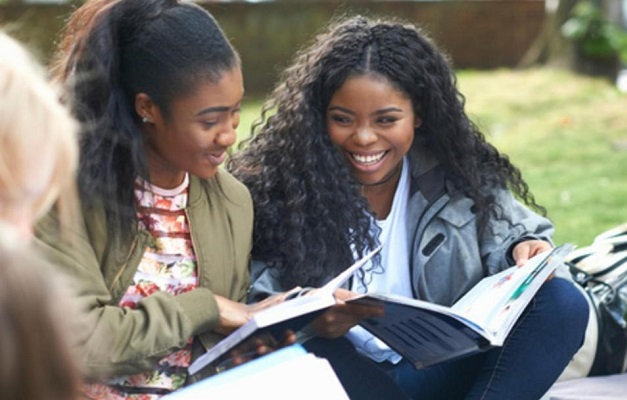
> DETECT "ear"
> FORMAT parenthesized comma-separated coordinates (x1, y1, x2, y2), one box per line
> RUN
(414, 114, 423, 130)
(135, 93, 159, 124)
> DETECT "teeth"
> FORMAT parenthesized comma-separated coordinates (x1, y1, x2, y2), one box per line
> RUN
(352, 152, 385, 164)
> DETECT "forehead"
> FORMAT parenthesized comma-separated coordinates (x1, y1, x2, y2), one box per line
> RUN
(330, 74, 411, 108)
(169, 67, 244, 116)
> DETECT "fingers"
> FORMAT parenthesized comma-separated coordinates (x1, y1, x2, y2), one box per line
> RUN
(252, 336, 271, 357)
(249, 287, 303, 312)
(513, 240, 553, 266)
(333, 288, 358, 302)
(281, 330, 296, 346)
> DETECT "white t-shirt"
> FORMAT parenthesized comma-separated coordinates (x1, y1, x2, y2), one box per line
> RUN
(346, 158, 412, 364)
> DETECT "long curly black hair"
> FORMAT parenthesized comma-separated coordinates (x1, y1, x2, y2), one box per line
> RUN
(52, 0, 238, 247)
(228, 16, 544, 289)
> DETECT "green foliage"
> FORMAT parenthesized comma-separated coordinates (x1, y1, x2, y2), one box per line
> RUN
(562, 0, 627, 63)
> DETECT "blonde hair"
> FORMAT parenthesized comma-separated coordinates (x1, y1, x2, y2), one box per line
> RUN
(0, 31, 78, 227)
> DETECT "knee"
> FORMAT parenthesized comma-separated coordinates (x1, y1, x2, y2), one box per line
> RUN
(538, 278, 590, 339)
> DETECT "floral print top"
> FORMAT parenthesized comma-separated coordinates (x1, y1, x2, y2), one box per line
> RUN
(84, 174, 197, 399)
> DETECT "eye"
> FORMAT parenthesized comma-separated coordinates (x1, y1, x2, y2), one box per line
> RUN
(200, 120, 218, 128)
(377, 116, 398, 124)
(329, 114, 352, 125)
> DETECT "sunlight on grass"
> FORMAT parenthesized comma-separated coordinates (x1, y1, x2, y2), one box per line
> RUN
(235, 97, 264, 146)
(459, 68, 627, 246)
(236, 68, 627, 246)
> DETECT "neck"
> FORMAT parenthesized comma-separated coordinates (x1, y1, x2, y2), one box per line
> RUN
(145, 151, 186, 189)
(361, 164, 402, 220)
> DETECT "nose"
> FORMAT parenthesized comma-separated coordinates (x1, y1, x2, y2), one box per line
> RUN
(216, 114, 239, 147)
(354, 124, 378, 146)
(216, 129, 236, 148)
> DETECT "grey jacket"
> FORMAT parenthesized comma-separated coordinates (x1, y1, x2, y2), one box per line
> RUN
(249, 155, 555, 307)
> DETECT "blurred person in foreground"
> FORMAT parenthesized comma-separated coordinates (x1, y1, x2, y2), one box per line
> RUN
(0, 30, 81, 400)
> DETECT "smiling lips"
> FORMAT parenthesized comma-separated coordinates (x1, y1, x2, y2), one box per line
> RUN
(350, 151, 387, 165)
(206, 151, 227, 165)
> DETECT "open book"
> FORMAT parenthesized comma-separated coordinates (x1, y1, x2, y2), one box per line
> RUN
(347, 244, 574, 369)
(188, 245, 382, 375)
(168, 345, 348, 399)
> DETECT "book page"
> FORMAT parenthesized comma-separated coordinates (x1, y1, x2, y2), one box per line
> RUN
(170, 345, 349, 399)
(345, 244, 573, 368)
(451, 244, 573, 343)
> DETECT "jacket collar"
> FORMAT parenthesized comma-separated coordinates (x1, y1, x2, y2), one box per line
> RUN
(188, 174, 203, 207)
(409, 148, 449, 203)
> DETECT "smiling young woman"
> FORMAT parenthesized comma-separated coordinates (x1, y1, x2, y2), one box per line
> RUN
(326, 74, 419, 219)
(136, 67, 243, 188)
(229, 16, 589, 400)
(34, 0, 288, 397)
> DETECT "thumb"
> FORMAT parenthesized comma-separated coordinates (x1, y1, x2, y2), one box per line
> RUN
(513, 243, 530, 266)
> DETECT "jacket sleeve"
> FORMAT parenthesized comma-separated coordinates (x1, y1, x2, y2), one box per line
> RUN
(33, 209, 220, 378)
(480, 189, 555, 276)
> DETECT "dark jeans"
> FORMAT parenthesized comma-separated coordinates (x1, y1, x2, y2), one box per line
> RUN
(304, 278, 589, 400)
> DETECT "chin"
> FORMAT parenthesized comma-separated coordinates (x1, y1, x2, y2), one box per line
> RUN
(194, 167, 220, 180)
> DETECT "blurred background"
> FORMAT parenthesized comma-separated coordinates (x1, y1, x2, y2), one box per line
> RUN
(1, 0, 626, 247)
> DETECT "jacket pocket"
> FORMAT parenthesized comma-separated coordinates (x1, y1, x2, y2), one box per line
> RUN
(421, 199, 476, 257)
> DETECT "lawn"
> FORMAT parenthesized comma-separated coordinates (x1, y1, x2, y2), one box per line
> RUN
(235, 68, 627, 247)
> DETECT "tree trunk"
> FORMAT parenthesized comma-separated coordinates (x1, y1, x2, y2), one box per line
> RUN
(518, 0, 579, 67)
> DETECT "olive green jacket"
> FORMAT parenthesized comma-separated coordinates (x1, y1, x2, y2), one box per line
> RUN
(34, 171, 252, 380)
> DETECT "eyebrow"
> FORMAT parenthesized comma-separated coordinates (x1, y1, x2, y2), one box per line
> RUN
(195, 106, 231, 116)
(327, 105, 405, 115)
(195, 94, 244, 117)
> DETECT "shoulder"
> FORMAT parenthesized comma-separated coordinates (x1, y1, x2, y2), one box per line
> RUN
(215, 169, 252, 202)
(191, 169, 252, 207)
(34, 198, 112, 259)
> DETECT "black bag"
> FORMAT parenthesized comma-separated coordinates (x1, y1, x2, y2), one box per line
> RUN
(567, 225, 627, 376)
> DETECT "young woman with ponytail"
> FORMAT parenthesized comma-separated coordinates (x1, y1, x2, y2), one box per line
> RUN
(34, 0, 291, 397)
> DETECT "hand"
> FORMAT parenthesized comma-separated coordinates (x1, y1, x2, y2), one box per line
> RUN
(213, 295, 253, 335)
(247, 287, 303, 313)
(214, 287, 302, 335)
(308, 288, 384, 339)
(512, 240, 553, 266)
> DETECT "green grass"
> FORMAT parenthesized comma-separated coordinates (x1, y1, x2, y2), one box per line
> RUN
(236, 98, 264, 145)
(459, 68, 627, 246)
(236, 68, 627, 247)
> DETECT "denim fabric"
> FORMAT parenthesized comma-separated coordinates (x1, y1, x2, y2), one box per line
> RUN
(386, 278, 588, 400)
